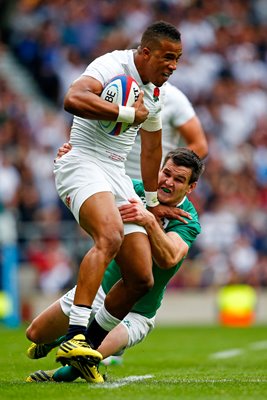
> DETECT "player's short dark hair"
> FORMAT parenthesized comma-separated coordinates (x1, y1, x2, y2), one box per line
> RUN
(140, 21, 181, 49)
(162, 148, 205, 184)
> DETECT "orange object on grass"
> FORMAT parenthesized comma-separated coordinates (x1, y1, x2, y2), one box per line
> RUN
(217, 284, 257, 327)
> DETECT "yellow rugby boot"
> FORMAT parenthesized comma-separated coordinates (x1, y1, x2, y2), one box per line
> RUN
(56, 334, 102, 365)
(27, 336, 65, 359)
(26, 369, 56, 382)
(27, 343, 52, 359)
(67, 358, 104, 383)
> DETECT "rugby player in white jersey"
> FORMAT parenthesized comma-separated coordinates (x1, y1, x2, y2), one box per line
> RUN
(51, 21, 187, 381)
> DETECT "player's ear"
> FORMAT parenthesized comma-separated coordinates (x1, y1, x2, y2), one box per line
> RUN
(187, 182, 197, 195)
(142, 47, 151, 58)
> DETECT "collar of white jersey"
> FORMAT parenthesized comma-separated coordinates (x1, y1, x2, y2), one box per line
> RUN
(128, 50, 143, 86)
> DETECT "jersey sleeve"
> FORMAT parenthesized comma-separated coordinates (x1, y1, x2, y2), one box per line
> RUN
(140, 83, 164, 132)
(141, 113, 162, 132)
(165, 200, 201, 247)
(168, 220, 201, 247)
(82, 53, 123, 86)
(164, 83, 195, 127)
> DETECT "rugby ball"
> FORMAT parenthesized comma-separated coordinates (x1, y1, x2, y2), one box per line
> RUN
(99, 75, 140, 136)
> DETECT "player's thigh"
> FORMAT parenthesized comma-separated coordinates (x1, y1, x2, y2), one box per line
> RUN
(27, 300, 68, 342)
(115, 232, 153, 284)
(79, 191, 124, 242)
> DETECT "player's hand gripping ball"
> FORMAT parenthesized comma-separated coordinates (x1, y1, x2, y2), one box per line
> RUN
(99, 75, 140, 136)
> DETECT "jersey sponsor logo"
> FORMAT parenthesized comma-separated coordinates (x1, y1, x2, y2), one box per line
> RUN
(105, 151, 126, 162)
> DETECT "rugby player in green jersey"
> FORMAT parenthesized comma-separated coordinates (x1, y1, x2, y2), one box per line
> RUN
(25, 147, 204, 383)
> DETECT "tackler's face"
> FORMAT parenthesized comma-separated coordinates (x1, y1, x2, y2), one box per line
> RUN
(157, 159, 196, 207)
(145, 39, 182, 87)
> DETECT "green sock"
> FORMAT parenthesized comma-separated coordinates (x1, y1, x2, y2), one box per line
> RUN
(43, 335, 66, 353)
(53, 366, 81, 382)
(53, 335, 66, 347)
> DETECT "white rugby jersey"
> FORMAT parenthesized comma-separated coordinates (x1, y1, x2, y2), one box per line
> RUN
(125, 82, 196, 179)
(69, 50, 163, 166)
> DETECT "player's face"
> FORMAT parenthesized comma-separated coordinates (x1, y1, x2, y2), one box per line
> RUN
(143, 39, 182, 87)
(157, 159, 196, 206)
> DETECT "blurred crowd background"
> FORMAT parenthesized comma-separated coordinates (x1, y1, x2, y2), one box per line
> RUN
(0, 0, 267, 299)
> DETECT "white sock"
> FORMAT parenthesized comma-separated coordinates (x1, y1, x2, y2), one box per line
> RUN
(95, 305, 121, 331)
(69, 304, 91, 327)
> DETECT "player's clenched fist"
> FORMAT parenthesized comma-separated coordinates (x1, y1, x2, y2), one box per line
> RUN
(133, 91, 149, 125)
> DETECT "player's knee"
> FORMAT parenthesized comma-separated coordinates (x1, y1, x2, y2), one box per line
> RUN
(141, 274, 154, 292)
(97, 230, 124, 260)
(132, 273, 154, 296)
(26, 321, 41, 343)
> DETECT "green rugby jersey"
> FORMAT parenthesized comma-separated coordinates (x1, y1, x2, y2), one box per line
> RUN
(101, 179, 201, 318)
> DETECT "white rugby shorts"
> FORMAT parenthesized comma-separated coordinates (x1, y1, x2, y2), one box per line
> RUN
(60, 285, 155, 351)
(54, 149, 146, 235)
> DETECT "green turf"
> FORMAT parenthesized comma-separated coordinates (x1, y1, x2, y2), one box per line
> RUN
(1, 324, 267, 399)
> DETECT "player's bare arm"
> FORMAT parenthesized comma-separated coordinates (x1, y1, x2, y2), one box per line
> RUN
(139, 129, 192, 224)
(119, 199, 188, 269)
(140, 128, 162, 192)
(64, 76, 148, 123)
(178, 116, 208, 159)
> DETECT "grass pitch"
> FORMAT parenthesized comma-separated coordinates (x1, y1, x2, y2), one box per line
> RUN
(1, 324, 267, 399)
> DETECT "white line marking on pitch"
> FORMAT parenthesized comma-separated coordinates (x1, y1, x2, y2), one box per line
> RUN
(90, 374, 154, 389)
(249, 341, 267, 350)
(168, 378, 267, 383)
(209, 349, 244, 359)
(209, 340, 267, 359)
